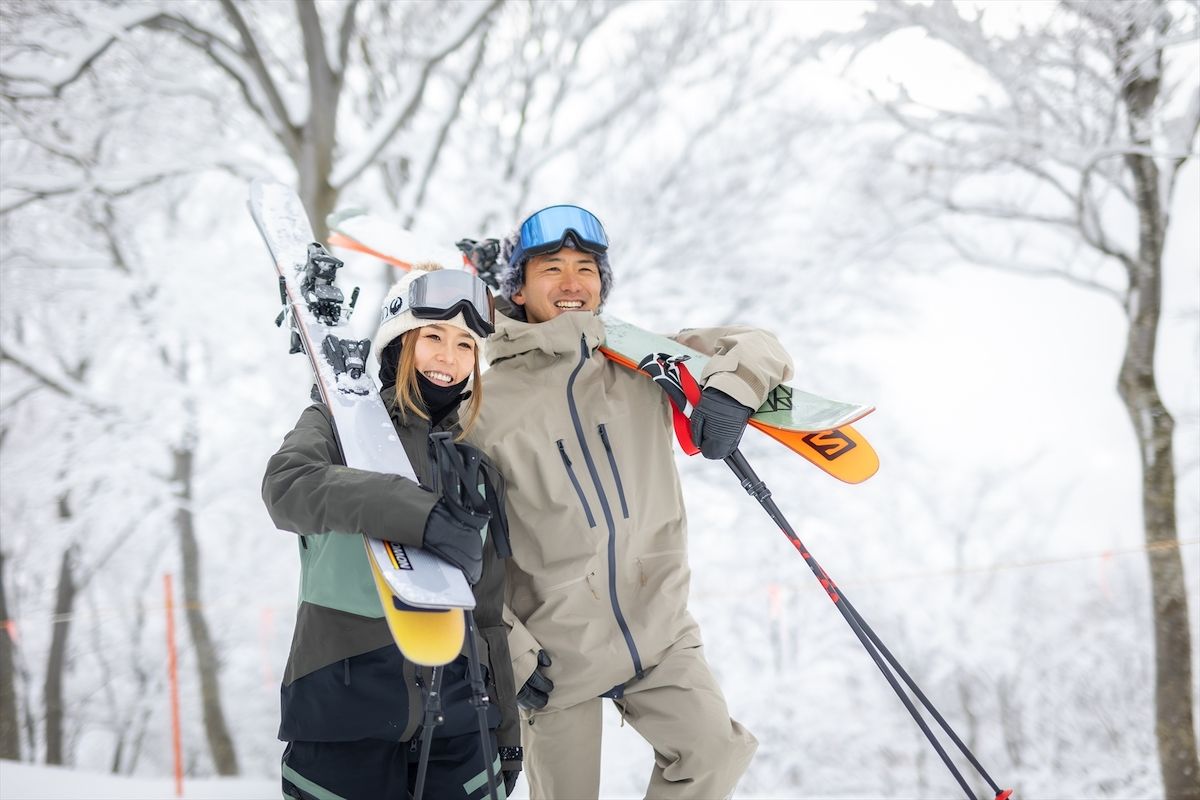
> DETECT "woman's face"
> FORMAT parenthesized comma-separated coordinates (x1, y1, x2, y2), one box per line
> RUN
(411, 323, 477, 386)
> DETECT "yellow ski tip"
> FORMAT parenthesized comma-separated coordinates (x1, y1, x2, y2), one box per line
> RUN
(368, 550, 466, 665)
(386, 605, 465, 666)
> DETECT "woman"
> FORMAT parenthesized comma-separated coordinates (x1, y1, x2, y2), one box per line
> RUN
(262, 263, 521, 800)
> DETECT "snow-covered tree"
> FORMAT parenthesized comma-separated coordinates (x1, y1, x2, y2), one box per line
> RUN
(0, 0, 846, 779)
(831, 1, 1200, 795)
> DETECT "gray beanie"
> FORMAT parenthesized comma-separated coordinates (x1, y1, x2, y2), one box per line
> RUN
(497, 229, 613, 319)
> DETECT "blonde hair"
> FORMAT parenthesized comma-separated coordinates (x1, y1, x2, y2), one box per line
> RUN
(390, 325, 483, 439)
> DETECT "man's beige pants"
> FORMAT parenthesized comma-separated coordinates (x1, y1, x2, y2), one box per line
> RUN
(522, 644, 757, 799)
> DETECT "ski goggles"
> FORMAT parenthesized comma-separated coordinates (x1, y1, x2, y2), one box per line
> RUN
(511, 205, 609, 266)
(406, 269, 496, 337)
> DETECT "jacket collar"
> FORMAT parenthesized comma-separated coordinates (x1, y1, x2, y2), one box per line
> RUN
(486, 310, 606, 362)
(386, 400, 460, 438)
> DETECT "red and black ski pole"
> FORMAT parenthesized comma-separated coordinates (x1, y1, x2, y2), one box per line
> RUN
(637, 352, 1012, 800)
(725, 449, 1012, 800)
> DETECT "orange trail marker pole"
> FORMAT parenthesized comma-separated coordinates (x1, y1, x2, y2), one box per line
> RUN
(164, 574, 184, 798)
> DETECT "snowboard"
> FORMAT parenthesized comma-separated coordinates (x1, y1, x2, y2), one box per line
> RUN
(326, 208, 880, 483)
(249, 181, 471, 667)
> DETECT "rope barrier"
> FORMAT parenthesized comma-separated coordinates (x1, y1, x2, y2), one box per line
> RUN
(1, 538, 1195, 628)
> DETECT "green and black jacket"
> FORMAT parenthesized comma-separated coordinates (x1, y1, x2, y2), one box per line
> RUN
(261, 395, 519, 768)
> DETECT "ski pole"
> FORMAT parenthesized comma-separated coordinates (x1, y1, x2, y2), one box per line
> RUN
(464, 610, 500, 800)
(413, 665, 444, 800)
(425, 432, 508, 800)
(725, 449, 1012, 800)
(635, 352, 1010, 799)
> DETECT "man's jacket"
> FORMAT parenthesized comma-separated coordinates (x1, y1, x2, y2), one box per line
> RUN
(261, 397, 519, 762)
(468, 311, 793, 711)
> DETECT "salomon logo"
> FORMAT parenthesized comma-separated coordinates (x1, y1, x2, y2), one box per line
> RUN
(380, 297, 404, 323)
(801, 430, 856, 460)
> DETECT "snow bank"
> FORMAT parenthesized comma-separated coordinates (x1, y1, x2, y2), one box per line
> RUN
(0, 760, 277, 800)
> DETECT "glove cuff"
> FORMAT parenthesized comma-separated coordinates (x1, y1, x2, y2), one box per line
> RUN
(499, 746, 523, 762)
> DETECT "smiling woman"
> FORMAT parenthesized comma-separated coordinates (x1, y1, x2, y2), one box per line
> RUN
(261, 260, 524, 798)
(375, 263, 492, 437)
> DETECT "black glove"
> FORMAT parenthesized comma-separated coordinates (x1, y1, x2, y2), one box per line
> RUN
(498, 746, 523, 795)
(502, 768, 520, 796)
(689, 386, 753, 460)
(516, 650, 554, 711)
(422, 499, 485, 584)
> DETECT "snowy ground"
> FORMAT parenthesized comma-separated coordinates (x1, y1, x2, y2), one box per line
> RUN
(0, 759, 276, 800)
(0, 712, 655, 800)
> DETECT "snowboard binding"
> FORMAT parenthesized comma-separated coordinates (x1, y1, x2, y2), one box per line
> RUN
(456, 237, 502, 290)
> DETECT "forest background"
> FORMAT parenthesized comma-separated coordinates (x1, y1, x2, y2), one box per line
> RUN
(1, 1, 1197, 798)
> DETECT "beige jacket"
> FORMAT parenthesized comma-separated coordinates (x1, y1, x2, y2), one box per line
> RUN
(468, 311, 793, 711)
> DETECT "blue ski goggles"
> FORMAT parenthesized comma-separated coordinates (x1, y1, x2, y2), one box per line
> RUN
(510, 205, 609, 267)
(408, 269, 495, 337)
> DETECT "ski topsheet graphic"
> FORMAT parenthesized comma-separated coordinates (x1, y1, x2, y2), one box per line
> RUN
(249, 181, 471, 666)
(327, 208, 880, 483)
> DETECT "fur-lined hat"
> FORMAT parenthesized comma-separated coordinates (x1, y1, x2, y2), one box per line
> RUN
(497, 229, 613, 319)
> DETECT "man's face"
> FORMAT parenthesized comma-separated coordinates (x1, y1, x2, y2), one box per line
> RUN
(513, 246, 603, 324)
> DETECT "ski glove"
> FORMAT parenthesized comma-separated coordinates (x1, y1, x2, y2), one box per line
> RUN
(421, 499, 485, 584)
(516, 650, 554, 711)
(502, 769, 520, 796)
(690, 386, 753, 460)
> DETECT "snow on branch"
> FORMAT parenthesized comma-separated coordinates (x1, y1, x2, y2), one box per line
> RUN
(0, 6, 164, 98)
(0, 341, 116, 417)
(330, 0, 501, 189)
(0, 162, 254, 217)
(333, 0, 362, 76)
(0, 2, 303, 152)
(937, 222, 1126, 305)
(211, 0, 301, 145)
(404, 30, 490, 228)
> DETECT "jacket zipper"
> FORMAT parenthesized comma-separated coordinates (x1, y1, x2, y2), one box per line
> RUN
(567, 335, 644, 680)
(556, 440, 597, 528)
(597, 424, 629, 519)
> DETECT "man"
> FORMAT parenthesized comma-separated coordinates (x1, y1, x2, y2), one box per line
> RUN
(468, 204, 793, 799)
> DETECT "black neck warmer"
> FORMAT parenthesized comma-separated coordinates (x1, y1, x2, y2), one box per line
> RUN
(416, 371, 470, 427)
(378, 339, 470, 427)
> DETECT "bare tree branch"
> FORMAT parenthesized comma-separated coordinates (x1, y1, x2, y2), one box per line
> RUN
(215, 0, 300, 155)
(295, 0, 333, 104)
(937, 222, 1125, 305)
(330, 0, 502, 189)
(0, 343, 115, 417)
(404, 29, 490, 229)
(0, 7, 163, 98)
(334, 0, 362, 76)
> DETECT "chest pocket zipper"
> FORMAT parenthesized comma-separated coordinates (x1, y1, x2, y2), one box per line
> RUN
(557, 440, 597, 528)
(597, 424, 630, 519)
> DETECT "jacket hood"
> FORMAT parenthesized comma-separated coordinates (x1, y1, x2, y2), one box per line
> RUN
(486, 310, 606, 363)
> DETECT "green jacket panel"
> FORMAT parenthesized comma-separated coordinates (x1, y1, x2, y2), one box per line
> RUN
(262, 399, 520, 752)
